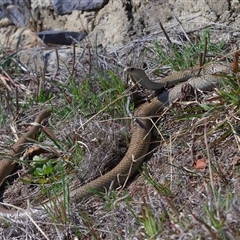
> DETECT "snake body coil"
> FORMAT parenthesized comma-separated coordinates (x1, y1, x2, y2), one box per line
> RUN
(0, 62, 231, 219)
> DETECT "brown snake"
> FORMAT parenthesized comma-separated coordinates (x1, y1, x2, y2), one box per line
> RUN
(0, 62, 232, 219)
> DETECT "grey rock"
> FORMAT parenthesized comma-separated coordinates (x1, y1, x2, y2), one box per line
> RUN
(16, 46, 77, 73)
(0, 0, 31, 20)
(5, 5, 29, 27)
(52, 0, 109, 14)
(37, 30, 88, 45)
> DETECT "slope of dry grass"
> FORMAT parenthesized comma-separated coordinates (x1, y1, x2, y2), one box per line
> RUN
(0, 25, 240, 239)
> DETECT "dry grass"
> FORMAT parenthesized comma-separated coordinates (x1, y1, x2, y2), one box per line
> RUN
(0, 21, 240, 239)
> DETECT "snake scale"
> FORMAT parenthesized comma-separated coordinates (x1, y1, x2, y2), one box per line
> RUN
(0, 62, 231, 219)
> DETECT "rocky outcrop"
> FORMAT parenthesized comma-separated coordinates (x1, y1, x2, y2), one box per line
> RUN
(0, 0, 239, 75)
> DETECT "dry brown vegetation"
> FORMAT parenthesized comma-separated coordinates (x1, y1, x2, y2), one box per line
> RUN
(0, 24, 240, 239)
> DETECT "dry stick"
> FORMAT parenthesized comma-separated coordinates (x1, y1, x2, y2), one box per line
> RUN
(53, 48, 59, 81)
(87, 44, 92, 74)
(15, 86, 19, 114)
(157, 18, 172, 45)
(196, 36, 209, 77)
(0, 74, 11, 91)
(37, 78, 43, 103)
(36, 49, 50, 101)
(202, 36, 208, 66)
(0, 66, 17, 88)
(71, 43, 76, 76)
(125, 95, 134, 120)
(172, 11, 193, 46)
(5, 89, 13, 115)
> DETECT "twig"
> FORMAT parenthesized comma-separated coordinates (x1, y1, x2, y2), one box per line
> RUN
(125, 94, 134, 120)
(172, 12, 193, 46)
(157, 18, 172, 45)
(197, 36, 208, 76)
(53, 48, 59, 81)
(71, 43, 76, 76)
(15, 86, 19, 114)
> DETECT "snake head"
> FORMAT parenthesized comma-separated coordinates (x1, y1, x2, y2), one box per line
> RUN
(124, 66, 147, 79)
(124, 67, 139, 80)
(124, 66, 165, 91)
(124, 67, 138, 74)
(124, 67, 145, 80)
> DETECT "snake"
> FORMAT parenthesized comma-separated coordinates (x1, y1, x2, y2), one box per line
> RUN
(0, 62, 231, 219)
(0, 109, 51, 188)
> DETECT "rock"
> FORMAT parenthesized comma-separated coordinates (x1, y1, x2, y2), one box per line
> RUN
(31, 0, 52, 9)
(52, 0, 109, 14)
(0, 27, 39, 50)
(16, 46, 78, 73)
(205, 0, 230, 16)
(0, 0, 31, 21)
(0, 0, 239, 68)
(86, 0, 131, 50)
(37, 30, 87, 45)
(64, 10, 96, 32)
(6, 5, 29, 27)
(0, 17, 12, 27)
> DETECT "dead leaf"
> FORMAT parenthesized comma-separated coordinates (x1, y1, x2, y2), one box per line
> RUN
(194, 159, 208, 170)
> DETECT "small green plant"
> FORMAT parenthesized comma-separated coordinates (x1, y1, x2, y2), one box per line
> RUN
(151, 29, 225, 71)
(59, 70, 127, 118)
(217, 75, 240, 108)
(33, 156, 54, 180)
(37, 87, 54, 103)
(140, 198, 161, 238)
(41, 162, 71, 224)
